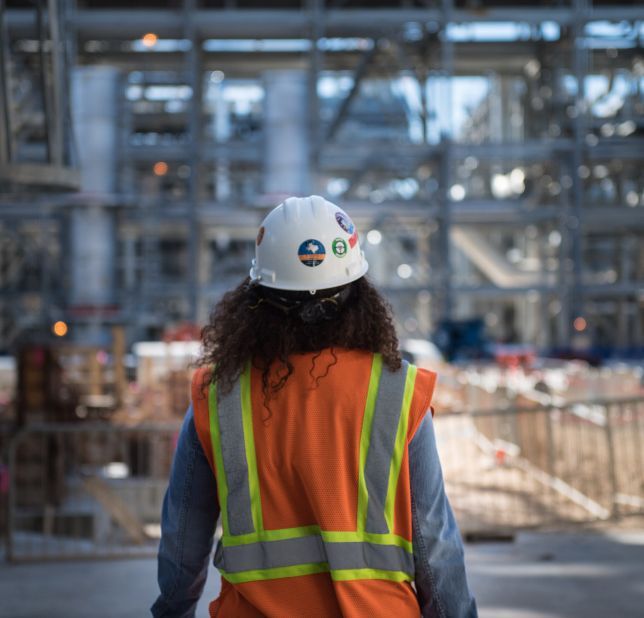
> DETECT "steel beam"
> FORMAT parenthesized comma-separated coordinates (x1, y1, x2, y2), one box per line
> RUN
(7, 7, 644, 39)
(0, 162, 80, 188)
(567, 0, 590, 336)
(588, 139, 644, 160)
(30, 44, 636, 78)
(184, 0, 200, 323)
(121, 141, 261, 164)
(318, 140, 582, 171)
(120, 138, 628, 168)
(1, 200, 629, 230)
(308, 0, 323, 173)
(436, 0, 455, 321)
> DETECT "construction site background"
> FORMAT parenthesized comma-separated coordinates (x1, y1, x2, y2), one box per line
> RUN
(1, 0, 643, 615)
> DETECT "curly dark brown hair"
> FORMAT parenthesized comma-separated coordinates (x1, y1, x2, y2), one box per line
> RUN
(197, 276, 401, 397)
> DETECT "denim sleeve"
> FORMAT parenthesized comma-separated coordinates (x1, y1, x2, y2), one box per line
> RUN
(410, 413, 478, 618)
(151, 404, 220, 618)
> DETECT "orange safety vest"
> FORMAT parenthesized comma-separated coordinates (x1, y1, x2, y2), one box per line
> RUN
(192, 348, 437, 617)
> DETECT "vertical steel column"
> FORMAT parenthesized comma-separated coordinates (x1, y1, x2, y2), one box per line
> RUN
(263, 70, 311, 196)
(61, 0, 77, 168)
(71, 66, 119, 194)
(308, 0, 323, 183)
(212, 80, 231, 202)
(36, 0, 54, 163)
(418, 41, 429, 145)
(40, 219, 52, 329)
(567, 0, 589, 341)
(0, 0, 12, 163)
(603, 406, 619, 519)
(184, 0, 201, 322)
(436, 0, 454, 321)
(70, 66, 119, 345)
(47, 0, 64, 165)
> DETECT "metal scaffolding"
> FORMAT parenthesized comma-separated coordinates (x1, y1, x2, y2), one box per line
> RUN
(1, 0, 643, 354)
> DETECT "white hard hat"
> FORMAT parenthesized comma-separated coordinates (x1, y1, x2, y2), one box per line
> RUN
(250, 195, 369, 291)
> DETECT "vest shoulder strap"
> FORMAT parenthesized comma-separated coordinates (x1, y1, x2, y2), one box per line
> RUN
(210, 365, 258, 536)
(406, 366, 438, 440)
(360, 358, 412, 534)
(191, 366, 216, 474)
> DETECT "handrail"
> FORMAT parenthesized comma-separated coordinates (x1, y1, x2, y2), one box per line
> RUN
(438, 395, 644, 419)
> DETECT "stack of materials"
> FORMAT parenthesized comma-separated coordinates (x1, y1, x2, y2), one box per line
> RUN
(111, 341, 201, 424)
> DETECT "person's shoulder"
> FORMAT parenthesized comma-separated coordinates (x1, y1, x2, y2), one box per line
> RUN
(413, 365, 437, 392)
(407, 364, 438, 435)
(191, 366, 212, 403)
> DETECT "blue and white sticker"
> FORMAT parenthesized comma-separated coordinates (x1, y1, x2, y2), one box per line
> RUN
(335, 211, 355, 235)
(298, 239, 326, 267)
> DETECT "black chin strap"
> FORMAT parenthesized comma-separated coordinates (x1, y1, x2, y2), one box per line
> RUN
(261, 286, 352, 324)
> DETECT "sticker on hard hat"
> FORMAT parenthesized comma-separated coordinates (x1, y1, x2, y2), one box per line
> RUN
(348, 231, 358, 248)
(256, 226, 265, 246)
(332, 238, 348, 257)
(298, 239, 326, 267)
(335, 212, 355, 235)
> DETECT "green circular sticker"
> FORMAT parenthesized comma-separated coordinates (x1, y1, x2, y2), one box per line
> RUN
(332, 237, 348, 258)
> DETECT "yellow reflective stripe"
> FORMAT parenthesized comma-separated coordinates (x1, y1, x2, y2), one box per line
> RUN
(240, 362, 264, 533)
(331, 569, 413, 583)
(222, 562, 329, 584)
(223, 525, 321, 547)
(208, 379, 229, 535)
(384, 364, 417, 532)
(222, 527, 412, 554)
(222, 565, 412, 584)
(357, 353, 383, 532)
(323, 531, 412, 553)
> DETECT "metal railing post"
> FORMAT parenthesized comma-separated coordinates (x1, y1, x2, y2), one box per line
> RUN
(603, 404, 619, 520)
(545, 406, 557, 522)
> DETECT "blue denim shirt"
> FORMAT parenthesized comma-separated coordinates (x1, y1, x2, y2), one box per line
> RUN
(152, 406, 477, 617)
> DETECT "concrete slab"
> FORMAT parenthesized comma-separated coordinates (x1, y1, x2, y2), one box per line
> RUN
(0, 529, 643, 617)
(467, 529, 644, 618)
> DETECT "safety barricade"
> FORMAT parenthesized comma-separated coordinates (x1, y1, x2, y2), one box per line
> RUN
(435, 396, 644, 535)
(3, 397, 643, 561)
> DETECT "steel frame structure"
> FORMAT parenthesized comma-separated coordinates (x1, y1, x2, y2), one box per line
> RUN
(1, 0, 643, 353)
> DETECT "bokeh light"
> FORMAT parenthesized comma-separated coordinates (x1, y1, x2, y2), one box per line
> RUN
(52, 321, 68, 337)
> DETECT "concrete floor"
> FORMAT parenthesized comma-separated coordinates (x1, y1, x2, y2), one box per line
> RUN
(466, 528, 644, 618)
(1, 528, 643, 617)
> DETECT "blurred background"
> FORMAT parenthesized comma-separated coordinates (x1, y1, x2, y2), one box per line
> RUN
(0, 0, 643, 616)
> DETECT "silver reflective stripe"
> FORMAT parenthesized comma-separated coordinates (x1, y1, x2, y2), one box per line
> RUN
(217, 536, 414, 575)
(217, 379, 255, 535)
(364, 360, 409, 534)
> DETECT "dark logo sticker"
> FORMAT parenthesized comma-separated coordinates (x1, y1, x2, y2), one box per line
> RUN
(256, 226, 265, 246)
(298, 239, 326, 267)
(335, 211, 355, 235)
(332, 238, 348, 257)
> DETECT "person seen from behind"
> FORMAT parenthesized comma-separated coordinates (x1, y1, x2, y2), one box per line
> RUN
(152, 195, 478, 617)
